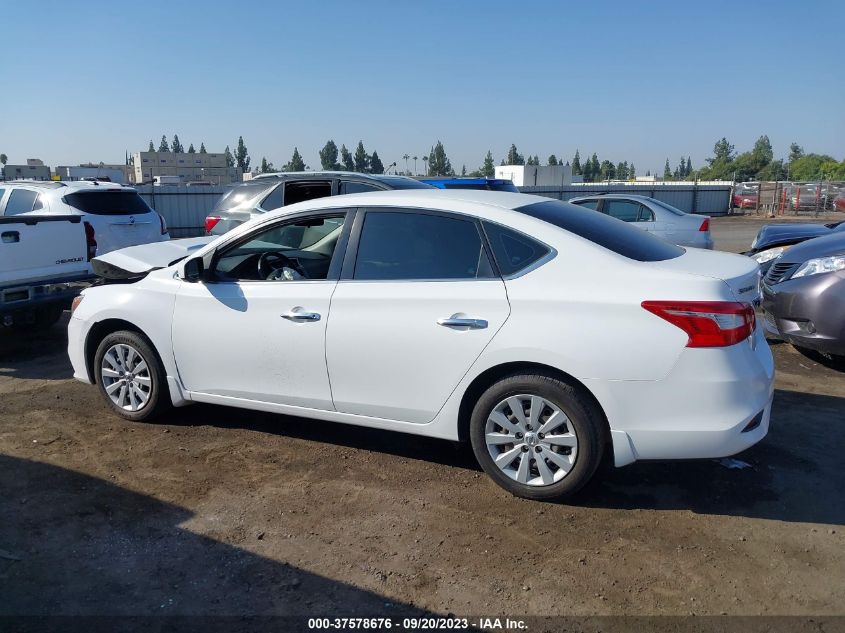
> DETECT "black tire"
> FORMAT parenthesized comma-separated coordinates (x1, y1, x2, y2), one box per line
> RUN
(469, 373, 605, 501)
(94, 330, 171, 422)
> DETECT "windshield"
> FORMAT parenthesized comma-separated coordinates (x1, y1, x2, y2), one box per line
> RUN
(515, 199, 684, 262)
(374, 176, 434, 190)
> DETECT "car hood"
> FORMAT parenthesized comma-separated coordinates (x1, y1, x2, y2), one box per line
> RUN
(776, 231, 845, 265)
(91, 236, 213, 279)
(752, 223, 832, 250)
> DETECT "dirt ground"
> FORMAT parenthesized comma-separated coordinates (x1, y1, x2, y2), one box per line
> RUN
(1, 215, 844, 620)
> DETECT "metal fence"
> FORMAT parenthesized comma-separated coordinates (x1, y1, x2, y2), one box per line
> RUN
(135, 184, 226, 237)
(520, 183, 733, 215)
(731, 181, 845, 217)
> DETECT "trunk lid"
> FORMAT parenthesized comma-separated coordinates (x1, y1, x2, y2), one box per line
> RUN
(91, 236, 212, 280)
(646, 247, 762, 304)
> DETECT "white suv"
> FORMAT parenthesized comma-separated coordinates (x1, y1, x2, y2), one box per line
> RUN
(0, 181, 168, 263)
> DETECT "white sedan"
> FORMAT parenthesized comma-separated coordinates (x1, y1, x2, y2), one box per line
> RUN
(68, 190, 774, 500)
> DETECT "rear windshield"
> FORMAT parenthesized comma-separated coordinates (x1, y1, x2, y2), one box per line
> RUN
(62, 191, 153, 216)
(648, 198, 688, 216)
(444, 182, 520, 193)
(215, 182, 276, 212)
(373, 177, 434, 190)
(515, 199, 684, 262)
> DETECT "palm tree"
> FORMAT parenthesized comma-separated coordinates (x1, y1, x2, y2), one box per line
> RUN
(422, 156, 428, 176)
(413, 156, 418, 175)
(403, 154, 410, 175)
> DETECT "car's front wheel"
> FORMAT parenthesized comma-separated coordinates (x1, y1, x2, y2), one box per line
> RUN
(94, 330, 171, 422)
(470, 374, 605, 501)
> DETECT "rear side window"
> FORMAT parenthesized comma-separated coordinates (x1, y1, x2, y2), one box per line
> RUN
(260, 184, 284, 211)
(605, 200, 643, 222)
(516, 199, 684, 262)
(4, 189, 39, 215)
(63, 191, 152, 216)
(284, 181, 331, 206)
(215, 182, 275, 212)
(354, 211, 494, 280)
(340, 181, 382, 194)
(483, 221, 550, 276)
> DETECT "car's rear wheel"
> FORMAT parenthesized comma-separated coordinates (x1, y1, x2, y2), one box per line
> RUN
(94, 330, 171, 422)
(470, 374, 604, 501)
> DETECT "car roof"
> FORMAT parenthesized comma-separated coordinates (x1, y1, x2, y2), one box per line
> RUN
(422, 177, 513, 184)
(251, 171, 425, 184)
(2, 180, 131, 192)
(568, 193, 657, 203)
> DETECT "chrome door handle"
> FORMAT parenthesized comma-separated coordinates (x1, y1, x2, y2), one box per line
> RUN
(437, 317, 488, 329)
(281, 307, 321, 322)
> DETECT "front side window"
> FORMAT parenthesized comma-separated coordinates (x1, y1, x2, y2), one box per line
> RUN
(4, 189, 39, 216)
(213, 214, 346, 282)
(284, 181, 332, 206)
(354, 211, 494, 281)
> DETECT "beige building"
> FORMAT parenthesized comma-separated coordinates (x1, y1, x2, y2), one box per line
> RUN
(3, 158, 51, 181)
(130, 151, 241, 185)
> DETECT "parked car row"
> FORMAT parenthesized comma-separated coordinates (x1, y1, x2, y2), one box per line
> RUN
(733, 183, 845, 213)
(0, 181, 167, 329)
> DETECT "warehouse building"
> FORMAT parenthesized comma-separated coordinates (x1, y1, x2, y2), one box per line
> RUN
(130, 151, 241, 185)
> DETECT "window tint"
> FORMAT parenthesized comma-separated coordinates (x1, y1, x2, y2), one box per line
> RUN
(260, 184, 284, 211)
(340, 181, 382, 194)
(639, 206, 655, 221)
(284, 181, 331, 206)
(605, 200, 642, 222)
(515, 199, 684, 262)
(63, 191, 152, 216)
(483, 221, 550, 276)
(215, 214, 346, 282)
(32, 194, 45, 211)
(354, 211, 493, 280)
(215, 182, 275, 212)
(572, 199, 599, 210)
(4, 189, 39, 215)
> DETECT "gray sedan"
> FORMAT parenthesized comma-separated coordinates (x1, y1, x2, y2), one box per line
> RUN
(761, 231, 845, 360)
(568, 194, 713, 249)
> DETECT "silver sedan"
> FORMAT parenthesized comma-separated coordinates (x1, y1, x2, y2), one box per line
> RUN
(568, 194, 713, 249)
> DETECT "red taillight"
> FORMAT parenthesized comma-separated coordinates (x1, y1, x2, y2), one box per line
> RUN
(642, 301, 755, 348)
(204, 216, 221, 234)
(158, 213, 168, 235)
(699, 218, 710, 232)
(83, 221, 97, 261)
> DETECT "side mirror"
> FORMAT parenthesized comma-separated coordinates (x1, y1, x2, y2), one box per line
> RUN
(183, 257, 205, 282)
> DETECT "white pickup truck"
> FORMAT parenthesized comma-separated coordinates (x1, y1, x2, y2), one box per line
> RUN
(0, 214, 93, 329)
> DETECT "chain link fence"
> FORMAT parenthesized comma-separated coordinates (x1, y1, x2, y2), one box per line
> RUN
(731, 181, 845, 217)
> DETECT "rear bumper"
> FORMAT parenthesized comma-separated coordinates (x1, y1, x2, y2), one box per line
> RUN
(761, 272, 845, 355)
(1, 276, 93, 323)
(586, 326, 774, 465)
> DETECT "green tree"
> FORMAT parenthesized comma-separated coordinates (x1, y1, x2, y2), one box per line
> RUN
(319, 140, 339, 170)
(199, 142, 207, 154)
(616, 161, 628, 180)
(663, 158, 672, 181)
(259, 157, 276, 173)
(187, 144, 196, 153)
(686, 156, 693, 178)
(0, 153, 7, 166)
(171, 134, 184, 153)
(354, 141, 369, 172)
(789, 154, 837, 180)
(158, 135, 170, 152)
(572, 150, 582, 175)
(590, 154, 600, 181)
(600, 160, 615, 181)
(224, 146, 234, 168)
(234, 136, 250, 173)
(678, 157, 686, 179)
(402, 153, 410, 174)
(505, 144, 524, 165)
(481, 150, 495, 178)
(711, 137, 736, 163)
(422, 156, 429, 175)
(428, 141, 453, 176)
(340, 144, 354, 171)
(581, 153, 593, 182)
(148, 140, 155, 152)
(751, 135, 774, 166)
(788, 143, 804, 164)
(548, 154, 558, 166)
(526, 155, 536, 166)
(461, 164, 466, 176)
(629, 163, 636, 179)
(284, 147, 305, 172)
(370, 150, 384, 174)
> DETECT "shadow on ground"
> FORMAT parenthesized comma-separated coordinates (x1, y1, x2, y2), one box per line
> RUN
(0, 454, 445, 622)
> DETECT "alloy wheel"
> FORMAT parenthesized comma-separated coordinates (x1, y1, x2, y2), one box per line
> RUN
(100, 343, 152, 412)
(484, 394, 578, 486)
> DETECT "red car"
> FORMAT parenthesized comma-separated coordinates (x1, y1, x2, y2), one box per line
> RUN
(732, 191, 758, 209)
(834, 193, 845, 212)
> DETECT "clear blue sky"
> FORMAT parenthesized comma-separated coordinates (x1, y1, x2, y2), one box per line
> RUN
(2, 0, 843, 175)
